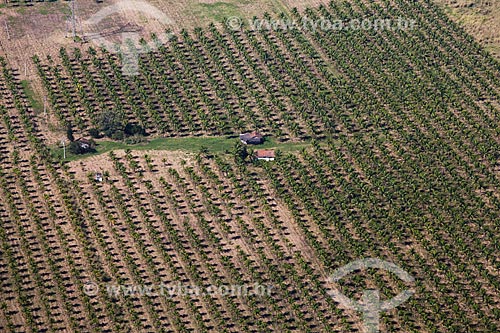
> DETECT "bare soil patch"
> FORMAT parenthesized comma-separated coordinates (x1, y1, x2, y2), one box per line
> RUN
(435, 0, 500, 58)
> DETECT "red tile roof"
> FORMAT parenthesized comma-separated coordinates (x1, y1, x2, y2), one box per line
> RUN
(255, 150, 275, 159)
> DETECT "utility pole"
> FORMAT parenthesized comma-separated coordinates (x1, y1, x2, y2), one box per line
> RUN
(43, 95, 47, 117)
(61, 140, 66, 159)
(70, 0, 77, 41)
(4, 21, 10, 40)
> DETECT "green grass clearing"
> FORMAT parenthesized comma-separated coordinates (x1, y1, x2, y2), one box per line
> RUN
(51, 136, 313, 162)
(189, 2, 243, 22)
(187, 0, 293, 24)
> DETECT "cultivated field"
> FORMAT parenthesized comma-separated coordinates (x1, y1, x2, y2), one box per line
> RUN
(0, 0, 499, 332)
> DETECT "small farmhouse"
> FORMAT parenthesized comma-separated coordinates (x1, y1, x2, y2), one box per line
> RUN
(76, 137, 92, 150)
(240, 132, 264, 145)
(255, 150, 275, 161)
(69, 137, 96, 155)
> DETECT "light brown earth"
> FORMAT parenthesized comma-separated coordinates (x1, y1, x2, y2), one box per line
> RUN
(434, 0, 500, 58)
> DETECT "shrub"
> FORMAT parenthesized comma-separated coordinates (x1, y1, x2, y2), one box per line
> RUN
(66, 123, 75, 142)
(98, 109, 124, 138)
(124, 123, 146, 136)
(111, 130, 125, 141)
(88, 128, 101, 138)
(124, 135, 149, 145)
